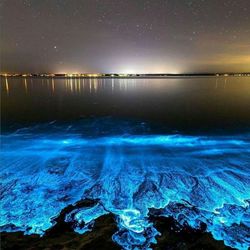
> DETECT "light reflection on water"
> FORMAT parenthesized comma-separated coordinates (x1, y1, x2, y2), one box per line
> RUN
(1, 76, 249, 96)
(1, 77, 230, 95)
(3, 77, 250, 94)
(1, 76, 250, 132)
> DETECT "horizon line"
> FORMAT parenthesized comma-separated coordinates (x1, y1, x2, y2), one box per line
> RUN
(1, 72, 250, 76)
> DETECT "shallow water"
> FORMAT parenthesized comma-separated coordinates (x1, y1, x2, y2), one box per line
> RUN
(1, 77, 250, 249)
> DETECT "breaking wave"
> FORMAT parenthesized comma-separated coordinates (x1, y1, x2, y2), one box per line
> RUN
(0, 119, 249, 249)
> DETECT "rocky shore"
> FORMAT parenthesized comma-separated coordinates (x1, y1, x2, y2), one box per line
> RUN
(1, 200, 233, 250)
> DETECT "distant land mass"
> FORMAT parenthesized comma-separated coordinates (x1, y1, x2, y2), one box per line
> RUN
(1, 72, 250, 78)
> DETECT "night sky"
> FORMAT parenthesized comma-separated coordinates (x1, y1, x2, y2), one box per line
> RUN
(1, 0, 250, 73)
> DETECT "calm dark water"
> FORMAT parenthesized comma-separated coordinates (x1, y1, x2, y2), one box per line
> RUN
(1, 76, 250, 133)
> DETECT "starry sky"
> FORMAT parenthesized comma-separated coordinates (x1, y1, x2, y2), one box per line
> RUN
(1, 0, 250, 73)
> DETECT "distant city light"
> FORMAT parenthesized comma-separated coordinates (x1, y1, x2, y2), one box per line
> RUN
(0, 72, 250, 78)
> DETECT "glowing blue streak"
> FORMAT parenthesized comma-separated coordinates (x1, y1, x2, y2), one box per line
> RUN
(0, 124, 249, 249)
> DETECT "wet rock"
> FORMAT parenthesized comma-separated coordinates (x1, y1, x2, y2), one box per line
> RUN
(151, 216, 234, 250)
(1, 214, 120, 250)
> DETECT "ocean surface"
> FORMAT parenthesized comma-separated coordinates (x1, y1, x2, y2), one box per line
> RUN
(1, 77, 250, 249)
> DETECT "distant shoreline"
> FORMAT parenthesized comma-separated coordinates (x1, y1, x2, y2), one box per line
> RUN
(1, 73, 250, 79)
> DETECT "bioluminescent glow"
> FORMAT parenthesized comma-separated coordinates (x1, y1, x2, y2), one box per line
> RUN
(0, 120, 249, 250)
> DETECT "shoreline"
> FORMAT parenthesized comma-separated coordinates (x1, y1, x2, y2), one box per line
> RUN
(1, 199, 233, 250)
(1, 74, 250, 79)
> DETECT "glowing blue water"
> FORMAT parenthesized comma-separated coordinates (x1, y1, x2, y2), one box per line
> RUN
(0, 120, 249, 249)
